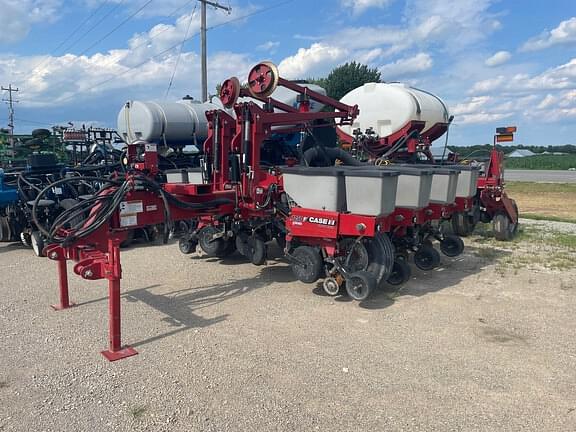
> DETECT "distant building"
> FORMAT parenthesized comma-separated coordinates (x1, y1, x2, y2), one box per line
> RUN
(541, 151, 566, 155)
(507, 149, 535, 158)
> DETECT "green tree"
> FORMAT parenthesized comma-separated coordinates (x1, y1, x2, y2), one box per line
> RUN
(309, 62, 381, 101)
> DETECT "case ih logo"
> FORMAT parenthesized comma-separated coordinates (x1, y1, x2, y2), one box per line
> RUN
(291, 215, 336, 227)
(305, 216, 336, 226)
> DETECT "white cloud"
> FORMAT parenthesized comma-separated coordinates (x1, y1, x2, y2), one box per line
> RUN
(278, 43, 348, 79)
(471, 58, 576, 94)
(354, 48, 384, 64)
(405, 0, 500, 49)
(485, 51, 511, 67)
(256, 41, 280, 53)
(379, 52, 433, 78)
(341, 0, 393, 16)
(521, 17, 576, 51)
(455, 112, 513, 125)
(451, 96, 491, 115)
(0, 0, 61, 44)
(3, 46, 252, 108)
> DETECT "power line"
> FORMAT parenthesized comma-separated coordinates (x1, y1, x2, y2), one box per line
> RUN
(29, 0, 296, 105)
(76, 0, 155, 58)
(165, 2, 198, 99)
(20, 0, 196, 97)
(61, 1, 126, 53)
(1, 84, 19, 153)
(27, 1, 112, 76)
(199, 0, 232, 102)
(14, 118, 54, 126)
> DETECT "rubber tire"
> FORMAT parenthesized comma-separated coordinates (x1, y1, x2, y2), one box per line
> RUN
(439, 234, 465, 257)
(493, 213, 512, 241)
(31, 230, 45, 257)
(243, 236, 266, 265)
(451, 211, 476, 237)
(386, 259, 412, 286)
(198, 226, 226, 257)
(20, 232, 32, 247)
(31, 128, 51, 139)
(0, 217, 11, 242)
(511, 200, 519, 237)
(291, 246, 323, 284)
(322, 278, 341, 296)
(345, 271, 376, 301)
(414, 245, 441, 271)
(178, 237, 196, 254)
(217, 239, 237, 258)
(350, 233, 395, 284)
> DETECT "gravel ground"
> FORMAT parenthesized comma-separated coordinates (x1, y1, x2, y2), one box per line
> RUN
(1, 227, 576, 431)
(520, 218, 576, 234)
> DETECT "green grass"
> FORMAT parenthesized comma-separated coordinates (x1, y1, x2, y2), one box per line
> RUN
(550, 233, 576, 251)
(521, 213, 576, 224)
(505, 182, 576, 194)
(505, 154, 576, 170)
(470, 224, 576, 272)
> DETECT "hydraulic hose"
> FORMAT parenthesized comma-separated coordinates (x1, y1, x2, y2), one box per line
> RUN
(303, 146, 367, 167)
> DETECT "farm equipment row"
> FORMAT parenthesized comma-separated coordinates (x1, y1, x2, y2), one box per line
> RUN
(34, 61, 520, 360)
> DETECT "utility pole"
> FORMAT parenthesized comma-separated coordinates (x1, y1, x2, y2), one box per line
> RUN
(2, 84, 19, 156)
(199, 0, 231, 102)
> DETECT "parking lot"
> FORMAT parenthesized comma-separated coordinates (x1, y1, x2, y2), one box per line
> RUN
(1, 222, 576, 431)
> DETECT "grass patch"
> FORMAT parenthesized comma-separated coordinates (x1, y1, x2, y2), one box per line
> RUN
(522, 213, 576, 224)
(129, 405, 147, 419)
(505, 182, 576, 194)
(470, 223, 576, 272)
(550, 233, 576, 250)
(504, 181, 576, 222)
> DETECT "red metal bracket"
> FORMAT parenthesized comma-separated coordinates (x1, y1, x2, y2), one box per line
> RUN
(45, 244, 75, 310)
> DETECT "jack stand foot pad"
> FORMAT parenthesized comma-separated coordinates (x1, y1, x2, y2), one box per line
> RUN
(51, 302, 75, 311)
(101, 346, 138, 362)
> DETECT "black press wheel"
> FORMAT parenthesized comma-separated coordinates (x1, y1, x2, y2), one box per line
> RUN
(493, 212, 513, 241)
(198, 226, 227, 257)
(178, 237, 197, 254)
(345, 271, 376, 301)
(414, 245, 441, 271)
(439, 234, 465, 257)
(451, 211, 476, 237)
(30, 230, 45, 257)
(322, 277, 341, 296)
(291, 246, 323, 284)
(244, 236, 266, 265)
(386, 259, 412, 286)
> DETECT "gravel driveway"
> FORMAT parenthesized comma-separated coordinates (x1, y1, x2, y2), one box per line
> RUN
(1, 228, 575, 431)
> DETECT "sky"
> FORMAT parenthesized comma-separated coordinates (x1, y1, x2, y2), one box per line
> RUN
(0, 0, 574, 146)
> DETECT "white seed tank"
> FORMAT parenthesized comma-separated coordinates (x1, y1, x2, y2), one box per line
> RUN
(117, 98, 227, 146)
(339, 83, 450, 139)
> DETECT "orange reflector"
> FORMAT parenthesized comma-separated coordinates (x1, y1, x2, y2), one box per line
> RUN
(496, 126, 517, 134)
(496, 133, 514, 142)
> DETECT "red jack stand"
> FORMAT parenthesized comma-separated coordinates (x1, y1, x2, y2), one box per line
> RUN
(99, 239, 138, 362)
(45, 245, 75, 310)
(46, 238, 138, 362)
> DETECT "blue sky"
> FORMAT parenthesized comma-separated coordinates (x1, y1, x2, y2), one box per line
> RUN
(0, 0, 574, 146)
